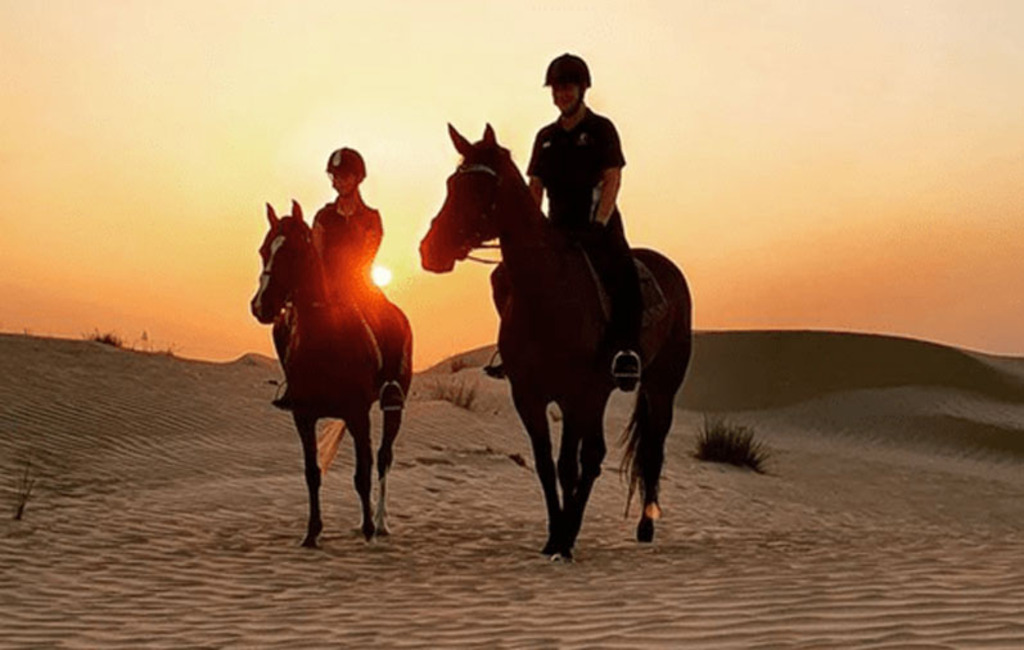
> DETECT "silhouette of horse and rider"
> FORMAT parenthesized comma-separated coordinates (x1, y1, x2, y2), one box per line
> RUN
(250, 150, 412, 545)
(251, 54, 692, 557)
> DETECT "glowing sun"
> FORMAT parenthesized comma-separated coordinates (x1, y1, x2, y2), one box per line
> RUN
(371, 265, 393, 287)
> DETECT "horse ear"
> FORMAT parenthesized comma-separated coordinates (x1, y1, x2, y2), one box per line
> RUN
(483, 123, 497, 146)
(448, 123, 472, 156)
(266, 203, 279, 226)
(291, 199, 304, 223)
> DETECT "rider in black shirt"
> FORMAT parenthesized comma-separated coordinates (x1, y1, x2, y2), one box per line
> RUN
(526, 53, 643, 390)
(273, 148, 405, 411)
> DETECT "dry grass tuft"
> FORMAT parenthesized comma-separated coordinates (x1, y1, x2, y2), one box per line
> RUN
(449, 357, 470, 373)
(429, 378, 478, 410)
(694, 415, 770, 473)
(86, 329, 126, 349)
(12, 459, 36, 521)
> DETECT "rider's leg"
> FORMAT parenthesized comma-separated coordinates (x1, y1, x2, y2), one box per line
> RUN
(585, 214, 642, 390)
(370, 291, 406, 412)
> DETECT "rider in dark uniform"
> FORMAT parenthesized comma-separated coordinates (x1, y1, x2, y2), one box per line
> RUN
(274, 147, 404, 411)
(526, 53, 643, 391)
(312, 148, 382, 303)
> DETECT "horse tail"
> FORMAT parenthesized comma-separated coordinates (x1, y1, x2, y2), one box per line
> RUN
(620, 389, 651, 515)
(317, 421, 347, 476)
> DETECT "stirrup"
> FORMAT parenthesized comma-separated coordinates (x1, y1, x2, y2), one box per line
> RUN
(611, 350, 641, 392)
(483, 349, 506, 380)
(379, 380, 405, 412)
(271, 381, 293, 410)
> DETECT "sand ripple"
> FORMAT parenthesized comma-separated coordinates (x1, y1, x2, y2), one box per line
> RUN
(2, 334, 1023, 647)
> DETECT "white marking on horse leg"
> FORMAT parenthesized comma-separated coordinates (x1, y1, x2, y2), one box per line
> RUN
(644, 502, 662, 520)
(374, 474, 391, 536)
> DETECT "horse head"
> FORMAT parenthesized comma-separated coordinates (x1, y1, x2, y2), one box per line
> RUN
(420, 124, 510, 273)
(250, 200, 314, 324)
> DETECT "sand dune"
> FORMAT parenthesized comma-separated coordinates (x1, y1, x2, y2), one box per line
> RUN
(680, 330, 1024, 411)
(2, 331, 1023, 648)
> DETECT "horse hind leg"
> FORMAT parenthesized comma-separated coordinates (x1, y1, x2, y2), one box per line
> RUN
(293, 413, 324, 548)
(374, 407, 402, 536)
(630, 390, 674, 543)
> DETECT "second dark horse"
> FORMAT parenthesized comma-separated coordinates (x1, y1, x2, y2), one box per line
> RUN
(251, 201, 413, 546)
(420, 125, 692, 559)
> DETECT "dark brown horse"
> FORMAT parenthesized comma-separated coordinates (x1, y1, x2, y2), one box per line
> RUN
(420, 125, 692, 559)
(251, 201, 413, 546)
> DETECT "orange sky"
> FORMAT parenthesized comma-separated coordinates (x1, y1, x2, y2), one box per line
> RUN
(2, 1, 1022, 367)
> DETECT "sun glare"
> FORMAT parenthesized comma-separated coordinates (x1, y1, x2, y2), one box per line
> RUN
(371, 265, 393, 287)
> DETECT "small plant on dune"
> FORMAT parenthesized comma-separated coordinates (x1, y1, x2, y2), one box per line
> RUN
(86, 329, 126, 349)
(82, 329, 179, 356)
(430, 377, 478, 410)
(152, 343, 179, 358)
(12, 459, 36, 521)
(694, 415, 770, 473)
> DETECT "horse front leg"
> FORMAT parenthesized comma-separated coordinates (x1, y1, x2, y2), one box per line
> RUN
(374, 407, 402, 536)
(511, 386, 563, 556)
(348, 410, 375, 541)
(556, 417, 581, 556)
(562, 411, 607, 555)
(293, 412, 323, 548)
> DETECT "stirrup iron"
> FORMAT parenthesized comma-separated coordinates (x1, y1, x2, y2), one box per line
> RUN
(483, 349, 506, 379)
(611, 350, 641, 391)
(379, 380, 405, 412)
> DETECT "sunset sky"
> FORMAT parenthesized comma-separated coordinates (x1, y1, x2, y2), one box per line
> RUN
(2, 1, 1022, 368)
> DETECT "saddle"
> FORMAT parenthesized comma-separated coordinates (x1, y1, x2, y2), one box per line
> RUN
(274, 298, 407, 411)
(580, 251, 670, 330)
(278, 298, 384, 373)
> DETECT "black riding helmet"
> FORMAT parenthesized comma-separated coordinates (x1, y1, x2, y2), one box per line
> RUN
(544, 53, 591, 88)
(325, 147, 366, 182)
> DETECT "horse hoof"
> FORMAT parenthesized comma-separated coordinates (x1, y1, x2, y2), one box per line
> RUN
(362, 524, 376, 541)
(637, 518, 655, 543)
(300, 537, 319, 549)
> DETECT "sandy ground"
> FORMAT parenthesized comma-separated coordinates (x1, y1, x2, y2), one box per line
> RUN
(2, 331, 1023, 648)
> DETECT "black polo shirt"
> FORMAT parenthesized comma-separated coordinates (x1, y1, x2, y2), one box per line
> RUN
(312, 201, 382, 290)
(526, 108, 626, 230)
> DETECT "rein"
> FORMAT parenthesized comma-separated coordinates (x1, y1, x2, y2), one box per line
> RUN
(466, 252, 501, 265)
(467, 242, 501, 265)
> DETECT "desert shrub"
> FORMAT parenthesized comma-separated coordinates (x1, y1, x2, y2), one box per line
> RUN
(86, 329, 126, 348)
(429, 377, 478, 410)
(694, 416, 770, 473)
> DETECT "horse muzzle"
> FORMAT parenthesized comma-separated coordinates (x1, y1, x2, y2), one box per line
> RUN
(419, 237, 457, 273)
(250, 293, 277, 325)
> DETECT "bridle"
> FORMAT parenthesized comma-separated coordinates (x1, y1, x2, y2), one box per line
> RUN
(258, 225, 326, 310)
(452, 162, 502, 265)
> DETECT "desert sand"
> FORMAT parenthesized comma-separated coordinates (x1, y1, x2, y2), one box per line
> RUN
(2, 330, 1023, 648)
